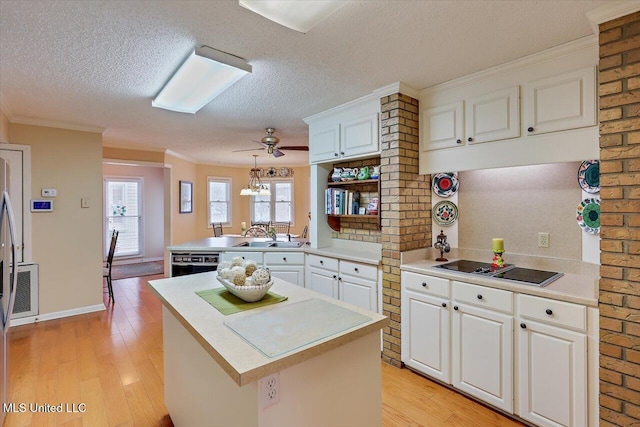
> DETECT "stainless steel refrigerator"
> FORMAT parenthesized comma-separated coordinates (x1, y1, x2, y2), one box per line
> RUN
(0, 158, 18, 426)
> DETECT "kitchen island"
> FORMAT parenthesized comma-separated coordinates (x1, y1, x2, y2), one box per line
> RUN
(148, 272, 388, 427)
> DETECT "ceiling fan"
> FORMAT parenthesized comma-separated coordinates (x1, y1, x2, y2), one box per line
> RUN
(233, 127, 309, 158)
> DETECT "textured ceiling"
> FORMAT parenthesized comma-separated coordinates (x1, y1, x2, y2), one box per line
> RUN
(0, 0, 606, 166)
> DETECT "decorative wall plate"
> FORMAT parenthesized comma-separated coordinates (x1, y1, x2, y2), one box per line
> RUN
(576, 198, 600, 234)
(578, 160, 600, 193)
(266, 167, 278, 177)
(433, 200, 458, 227)
(432, 172, 459, 197)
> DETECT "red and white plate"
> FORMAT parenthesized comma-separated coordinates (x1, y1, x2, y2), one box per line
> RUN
(432, 172, 459, 197)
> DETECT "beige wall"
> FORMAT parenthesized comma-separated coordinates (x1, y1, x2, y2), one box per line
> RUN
(102, 163, 165, 260)
(458, 162, 583, 260)
(0, 109, 9, 143)
(195, 163, 310, 239)
(165, 153, 198, 244)
(10, 123, 103, 314)
(103, 146, 165, 163)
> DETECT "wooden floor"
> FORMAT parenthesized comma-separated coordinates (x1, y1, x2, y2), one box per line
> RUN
(6, 275, 524, 427)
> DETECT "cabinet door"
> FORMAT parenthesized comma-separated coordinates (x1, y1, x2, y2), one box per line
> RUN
(452, 303, 513, 413)
(421, 101, 464, 151)
(309, 123, 341, 164)
(339, 275, 376, 312)
(340, 113, 380, 159)
(221, 251, 263, 264)
(269, 266, 304, 287)
(401, 290, 450, 383)
(465, 86, 520, 144)
(517, 320, 587, 427)
(524, 66, 596, 135)
(307, 266, 338, 299)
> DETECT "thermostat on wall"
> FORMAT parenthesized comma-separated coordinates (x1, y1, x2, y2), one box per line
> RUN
(31, 199, 54, 212)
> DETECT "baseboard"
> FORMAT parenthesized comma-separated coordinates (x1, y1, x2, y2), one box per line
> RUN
(10, 303, 106, 327)
(114, 257, 164, 266)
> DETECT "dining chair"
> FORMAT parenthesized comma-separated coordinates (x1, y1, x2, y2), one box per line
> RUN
(251, 221, 270, 230)
(244, 226, 269, 237)
(212, 222, 223, 237)
(103, 230, 119, 302)
(301, 225, 308, 239)
(272, 221, 291, 234)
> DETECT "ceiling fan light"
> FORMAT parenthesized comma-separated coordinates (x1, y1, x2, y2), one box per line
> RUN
(239, 0, 347, 33)
(152, 46, 252, 114)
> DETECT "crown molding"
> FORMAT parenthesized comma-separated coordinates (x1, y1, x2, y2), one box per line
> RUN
(10, 116, 105, 134)
(373, 81, 420, 99)
(164, 149, 198, 163)
(587, 0, 640, 33)
(420, 35, 597, 96)
(102, 158, 167, 168)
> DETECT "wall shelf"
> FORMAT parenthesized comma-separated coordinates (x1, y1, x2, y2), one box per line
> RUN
(327, 179, 379, 186)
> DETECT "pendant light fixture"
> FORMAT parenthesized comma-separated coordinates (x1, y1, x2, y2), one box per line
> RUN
(240, 155, 271, 196)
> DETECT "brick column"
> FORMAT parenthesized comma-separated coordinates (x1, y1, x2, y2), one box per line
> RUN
(598, 11, 640, 426)
(379, 93, 431, 366)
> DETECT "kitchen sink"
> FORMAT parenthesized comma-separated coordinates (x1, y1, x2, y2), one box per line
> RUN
(270, 241, 303, 248)
(234, 241, 274, 247)
(233, 241, 304, 248)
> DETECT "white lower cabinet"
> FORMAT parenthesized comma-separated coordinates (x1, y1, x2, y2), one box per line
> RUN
(307, 266, 338, 298)
(516, 295, 587, 427)
(401, 271, 594, 425)
(452, 281, 513, 413)
(306, 254, 378, 312)
(264, 252, 305, 287)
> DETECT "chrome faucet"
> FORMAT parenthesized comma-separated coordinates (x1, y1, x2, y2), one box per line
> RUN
(268, 227, 277, 241)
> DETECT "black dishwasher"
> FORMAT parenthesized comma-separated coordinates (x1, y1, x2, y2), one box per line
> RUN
(171, 252, 220, 277)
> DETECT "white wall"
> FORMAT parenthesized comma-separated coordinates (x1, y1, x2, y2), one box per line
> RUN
(102, 163, 165, 261)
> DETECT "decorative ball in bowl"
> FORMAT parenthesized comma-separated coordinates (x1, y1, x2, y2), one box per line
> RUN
(216, 276, 273, 302)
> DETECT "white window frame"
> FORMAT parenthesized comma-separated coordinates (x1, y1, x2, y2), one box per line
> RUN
(207, 177, 232, 227)
(104, 176, 144, 259)
(250, 179, 294, 225)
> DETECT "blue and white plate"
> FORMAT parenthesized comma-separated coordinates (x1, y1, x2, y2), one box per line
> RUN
(432, 172, 459, 197)
(433, 200, 458, 227)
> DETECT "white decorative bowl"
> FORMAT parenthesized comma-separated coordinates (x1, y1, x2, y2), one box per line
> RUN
(216, 276, 273, 302)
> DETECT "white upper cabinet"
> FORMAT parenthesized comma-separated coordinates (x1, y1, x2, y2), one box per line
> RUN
(465, 86, 520, 144)
(309, 124, 340, 164)
(524, 66, 596, 135)
(422, 101, 464, 150)
(419, 37, 599, 174)
(305, 94, 380, 164)
(340, 113, 379, 159)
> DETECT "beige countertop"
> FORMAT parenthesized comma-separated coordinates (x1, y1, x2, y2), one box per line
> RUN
(148, 271, 388, 386)
(168, 237, 382, 265)
(401, 258, 598, 307)
(168, 236, 308, 252)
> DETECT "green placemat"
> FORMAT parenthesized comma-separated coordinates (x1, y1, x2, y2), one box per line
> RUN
(196, 288, 288, 315)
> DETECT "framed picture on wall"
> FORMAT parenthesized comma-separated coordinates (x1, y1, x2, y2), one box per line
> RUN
(179, 180, 193, 214)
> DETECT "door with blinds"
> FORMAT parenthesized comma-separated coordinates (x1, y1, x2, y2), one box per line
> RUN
(104, 177, 143, 257)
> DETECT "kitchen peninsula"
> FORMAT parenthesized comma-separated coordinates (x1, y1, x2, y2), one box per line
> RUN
(148, 272, 388, 427)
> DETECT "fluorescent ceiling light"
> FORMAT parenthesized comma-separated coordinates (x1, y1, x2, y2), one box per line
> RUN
(239, 0, 347, 33)
(152, 46, 251, 114)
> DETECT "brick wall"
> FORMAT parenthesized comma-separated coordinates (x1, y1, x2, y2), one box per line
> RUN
(331, 156, 382, 243)
(379, 93, 431, 366)
(598, 11, 640, 426)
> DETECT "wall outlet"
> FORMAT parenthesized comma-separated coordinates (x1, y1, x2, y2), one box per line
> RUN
(538, 232, 550, 248)
(259, 372, 280, 409)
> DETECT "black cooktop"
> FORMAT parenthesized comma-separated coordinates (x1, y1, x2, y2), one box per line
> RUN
(432, 260, 563, 287)
(492, 267, 563, 287)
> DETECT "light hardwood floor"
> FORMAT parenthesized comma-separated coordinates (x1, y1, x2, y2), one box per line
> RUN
(6, 275, 524, 427)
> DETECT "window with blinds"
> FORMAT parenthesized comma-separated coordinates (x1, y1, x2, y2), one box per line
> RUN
(104, 177, 143, 257)
(208, 177, 231, 226)
(251, 180, 293, 224)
